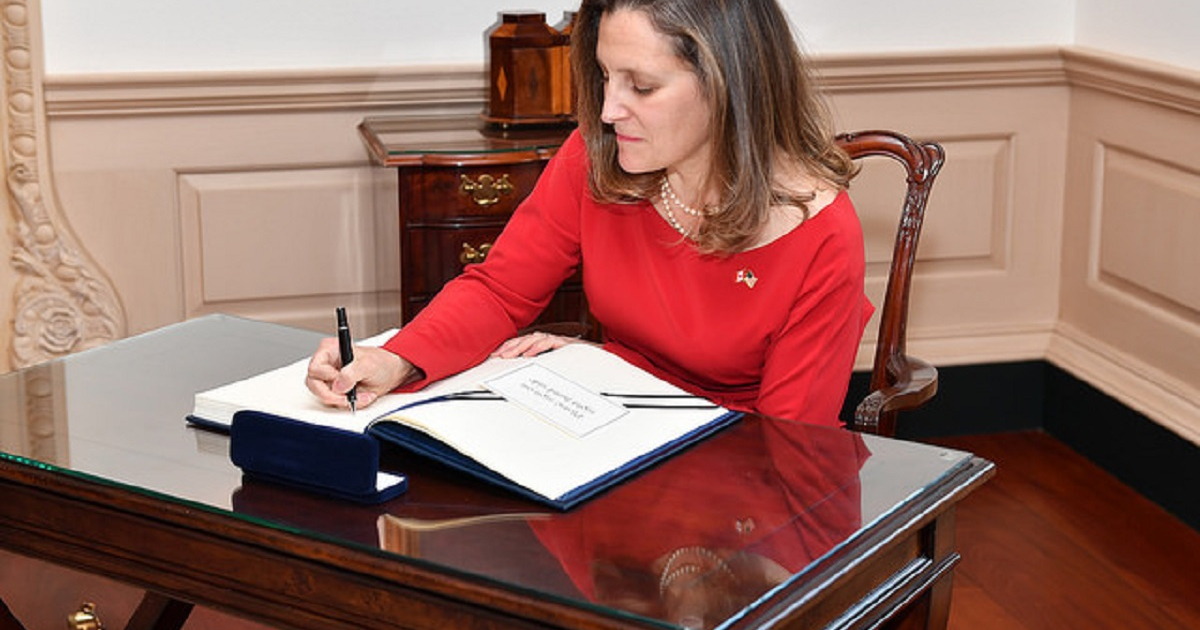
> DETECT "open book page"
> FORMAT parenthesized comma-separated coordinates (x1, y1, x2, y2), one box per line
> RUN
(369, 343, 733, 502)
(190, 329, 551, 433)
(189, 329, 399, 433)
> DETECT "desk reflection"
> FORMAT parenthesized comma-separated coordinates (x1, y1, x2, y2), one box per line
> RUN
(527, 418, 868, 629)
(233, 417, 867, 630)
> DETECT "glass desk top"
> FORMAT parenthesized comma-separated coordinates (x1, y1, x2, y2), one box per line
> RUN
(0, 315, 974, 630)
(359, 115, 574, 166)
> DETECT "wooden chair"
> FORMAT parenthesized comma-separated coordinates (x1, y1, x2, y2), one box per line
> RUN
(837, 130, 946, 437)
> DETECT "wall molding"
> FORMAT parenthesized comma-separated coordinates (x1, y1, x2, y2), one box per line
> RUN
(40, 48, 1082, 116)
(1047, 322, 1200, 445)
(44, 65, 487, 118)
(817, 47, 1069, 93)
(44, 46, 1198, 117)
(902, 322, 1056, 370)
(1062, 47, 1200, 116)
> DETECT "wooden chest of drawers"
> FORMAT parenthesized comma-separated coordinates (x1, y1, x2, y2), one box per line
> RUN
(359, 116, 589, 332)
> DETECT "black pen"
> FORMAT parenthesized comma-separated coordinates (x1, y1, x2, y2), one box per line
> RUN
(336, 307, 357, 413)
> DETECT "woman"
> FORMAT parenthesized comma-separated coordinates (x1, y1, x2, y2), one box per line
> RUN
(307, 0, 870, 427)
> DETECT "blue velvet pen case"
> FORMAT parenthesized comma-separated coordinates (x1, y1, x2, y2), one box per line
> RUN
(229, 410, 407, 504)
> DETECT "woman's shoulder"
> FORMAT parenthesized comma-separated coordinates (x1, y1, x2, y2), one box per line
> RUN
(746, 188, 857, 252)
(741, 191, 863, 290)
(790, 190, 861, 246)
(806, 189, 858, 229)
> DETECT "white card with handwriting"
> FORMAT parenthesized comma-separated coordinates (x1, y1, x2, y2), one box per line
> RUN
(483, 362, 629, 437)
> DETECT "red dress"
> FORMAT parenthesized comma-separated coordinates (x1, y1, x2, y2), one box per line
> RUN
(383, 130, 872, 427)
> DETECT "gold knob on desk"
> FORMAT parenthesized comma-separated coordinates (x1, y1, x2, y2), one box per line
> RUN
(459, 242, 493, 265)
(459, 174, 514, 206)
(68, 602, 104, 630)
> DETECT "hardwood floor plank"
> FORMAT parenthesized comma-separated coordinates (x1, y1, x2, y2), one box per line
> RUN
(957, 432, 1200, 627)
(931, 431, 1200, 630)
(956, 477, 1184, 628)
(945, 573, 1029, 630)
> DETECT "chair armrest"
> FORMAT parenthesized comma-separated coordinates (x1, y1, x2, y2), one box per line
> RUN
(852, 354, 938, 434)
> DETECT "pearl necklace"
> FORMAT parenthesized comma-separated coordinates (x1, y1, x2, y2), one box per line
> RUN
(658, 546, 735, 595)
(660, 176, 709, 216)
(658, 176, 712, 238)
(660, 198, 691, 237)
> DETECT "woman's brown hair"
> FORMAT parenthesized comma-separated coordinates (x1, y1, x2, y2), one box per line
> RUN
(571, 0, 855, 253)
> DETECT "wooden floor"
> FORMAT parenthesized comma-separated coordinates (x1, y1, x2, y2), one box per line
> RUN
(929, 431, 1200, 630)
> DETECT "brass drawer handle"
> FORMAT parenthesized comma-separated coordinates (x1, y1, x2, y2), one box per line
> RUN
(460, 242, 493, 265)
(69, 602, 104, 630)
(459, 174, 514, 206)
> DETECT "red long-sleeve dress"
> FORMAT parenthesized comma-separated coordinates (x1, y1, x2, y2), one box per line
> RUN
(383, 130, 871, 427)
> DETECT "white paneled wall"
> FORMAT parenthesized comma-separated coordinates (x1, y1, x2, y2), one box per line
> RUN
(34, 46, 1200, 442)
(7, 0, 1197, 440)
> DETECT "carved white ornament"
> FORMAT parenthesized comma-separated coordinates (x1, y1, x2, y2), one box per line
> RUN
(5, 0, 126, 368)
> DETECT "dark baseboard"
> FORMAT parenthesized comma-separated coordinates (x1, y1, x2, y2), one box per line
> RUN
(1042, 368, 1199, 531)
(841, 361, 1048, 440)
(843, 361, 1199, 531)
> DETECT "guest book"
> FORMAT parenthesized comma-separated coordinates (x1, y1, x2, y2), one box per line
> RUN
(189, 339, 740, 509)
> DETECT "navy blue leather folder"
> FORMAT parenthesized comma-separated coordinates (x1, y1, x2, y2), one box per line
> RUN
(229, 410, 407, 504)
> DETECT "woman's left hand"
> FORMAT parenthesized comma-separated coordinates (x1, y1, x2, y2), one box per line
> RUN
(491, 331, 584, 358)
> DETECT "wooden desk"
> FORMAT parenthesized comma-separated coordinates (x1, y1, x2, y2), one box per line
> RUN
(0, 316, 992, 630)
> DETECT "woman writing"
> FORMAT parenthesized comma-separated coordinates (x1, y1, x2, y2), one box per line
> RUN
(307, 0, 870, 428)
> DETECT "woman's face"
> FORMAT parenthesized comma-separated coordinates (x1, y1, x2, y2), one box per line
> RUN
(597, 9, 713, 182)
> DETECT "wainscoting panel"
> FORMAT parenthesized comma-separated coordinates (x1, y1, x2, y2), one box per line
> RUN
(1054, 50, 1200, 443)
(178, 166, 395, 332)
(43, 107, 424, 336)
(854, 135, 1011, 273)
(1096, 146, 1200, 314)
(827, 81, 1068, 369)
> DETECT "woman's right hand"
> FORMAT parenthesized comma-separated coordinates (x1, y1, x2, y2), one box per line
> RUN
(305, 337, 419, 410)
